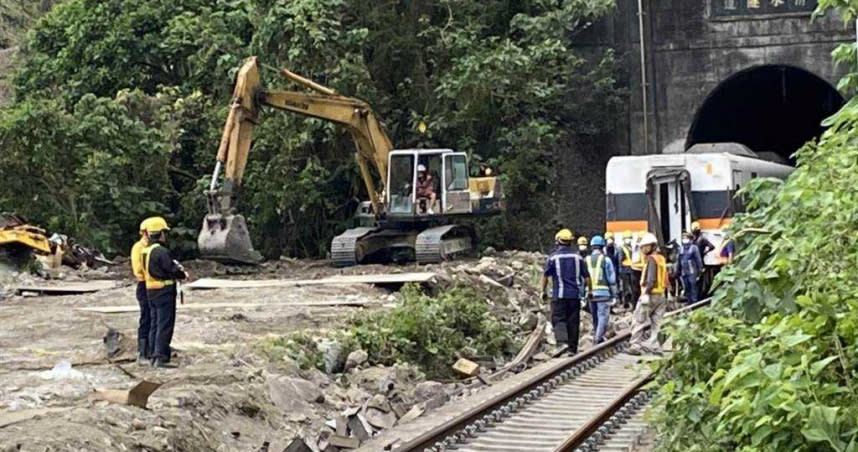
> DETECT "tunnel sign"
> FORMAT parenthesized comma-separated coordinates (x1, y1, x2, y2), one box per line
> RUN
(712, 0, 817, 17)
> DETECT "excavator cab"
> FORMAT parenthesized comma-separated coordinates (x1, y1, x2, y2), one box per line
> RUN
(386, 149, 486, 218)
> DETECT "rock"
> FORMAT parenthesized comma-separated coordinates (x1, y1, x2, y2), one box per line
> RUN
(344, 349, 368, 372)
(482, 246, 497, 256)
(283, 438, 313, 452)
(365, 407, 397, 430)
(131, 418, 146, 430)
(328, 435, 360, 449)
(317, 339, 345, 374)
(267, 374, 323, 419)
(413, 380, 449, 409)
(345, 387, 371, 405)
(518, 311, 538, 330)
(452, 358, 481, 377)
(413, 381, 445, 402)
(348, 414, 372, 441)
(367, 394, 390, 412)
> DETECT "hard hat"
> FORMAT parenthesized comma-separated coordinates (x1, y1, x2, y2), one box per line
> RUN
(590, 235, 606, 247)
(417, 164, 427, 172)
(139, 217, 152, 233)
(145, 216, 170, 233)
(555, 229, 573, 242)
(604, 232, 614, 239)
(639, 233, 658, 247)
(577, 236, 588, 246)
(691, 221, 701, 232)
(623, 230, 633, 239)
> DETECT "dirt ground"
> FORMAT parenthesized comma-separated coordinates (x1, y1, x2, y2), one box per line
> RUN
(0, 253, 634, 451)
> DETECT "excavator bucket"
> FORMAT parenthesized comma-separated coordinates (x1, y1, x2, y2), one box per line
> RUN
(198, 213, 262, 264)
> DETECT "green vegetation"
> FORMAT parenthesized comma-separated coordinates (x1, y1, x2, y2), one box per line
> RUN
(260, 284, 518, 379)
(0, 0, 621, 257)
(652, 3, 858, 450)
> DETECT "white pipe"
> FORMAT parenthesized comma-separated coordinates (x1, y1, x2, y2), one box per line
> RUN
(638, 0, 649, 155)
(210, 161, 222, 191)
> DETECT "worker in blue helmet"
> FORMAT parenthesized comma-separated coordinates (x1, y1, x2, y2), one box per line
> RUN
(584, 235, 618, 344)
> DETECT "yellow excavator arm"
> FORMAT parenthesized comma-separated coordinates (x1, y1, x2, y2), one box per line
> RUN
(199, 57, 394, 263)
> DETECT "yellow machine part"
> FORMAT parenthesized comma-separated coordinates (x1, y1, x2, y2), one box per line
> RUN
(469, 177, 498, 196)
(0, 226, 52, 254)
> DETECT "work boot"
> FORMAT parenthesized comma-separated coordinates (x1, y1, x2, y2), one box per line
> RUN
(137, 354, 149, 365)
(153, 359, 178, 369)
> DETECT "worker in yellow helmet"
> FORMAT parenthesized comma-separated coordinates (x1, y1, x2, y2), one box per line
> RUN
(131, 218, 154, 364)
(576, 236, 588, 255)
(542, 228, 591, 355)
(617, 230, 636, 308)
(143, 217, 188, 368)
(627, 233, 669, 356)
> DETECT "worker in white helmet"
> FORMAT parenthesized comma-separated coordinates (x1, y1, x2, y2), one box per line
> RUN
(416, 164, 437, 214)
(627, 232, 669, 355)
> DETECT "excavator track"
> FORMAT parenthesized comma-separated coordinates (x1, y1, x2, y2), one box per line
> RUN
(331, 227, 378, 267)
(415, 225, 474, 264)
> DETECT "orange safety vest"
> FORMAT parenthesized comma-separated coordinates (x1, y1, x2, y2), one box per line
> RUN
(641, 253, 669, 295)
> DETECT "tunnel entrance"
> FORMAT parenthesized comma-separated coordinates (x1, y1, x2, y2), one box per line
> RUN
(686, 65, 843, 163)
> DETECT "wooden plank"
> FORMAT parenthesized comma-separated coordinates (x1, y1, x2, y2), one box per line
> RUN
(76, 299, 371, 314)
(14, 280, 119, 295)
(184, 272, 436, 290)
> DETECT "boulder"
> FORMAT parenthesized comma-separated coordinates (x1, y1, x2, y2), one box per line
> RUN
(267, 374, 323, 420)
(344, 349, 368, 372)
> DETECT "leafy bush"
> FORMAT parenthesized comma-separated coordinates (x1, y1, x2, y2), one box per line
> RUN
(347, 284, 518, 379)
(257, 284, 518, 379)
(652, 88, 858, 452)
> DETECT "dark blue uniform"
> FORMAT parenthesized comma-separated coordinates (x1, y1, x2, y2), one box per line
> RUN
(544, 246, 590, 353)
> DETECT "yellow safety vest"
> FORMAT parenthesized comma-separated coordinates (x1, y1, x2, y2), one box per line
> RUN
(130, 237, 148, 282)
(620, 245, 633, 267)
(586, 255, 609, 290)
(143, 243, 174, 290)
(641, 254, 669, 295)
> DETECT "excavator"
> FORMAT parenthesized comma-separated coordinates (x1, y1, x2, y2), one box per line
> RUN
(198, 57, 504, 266)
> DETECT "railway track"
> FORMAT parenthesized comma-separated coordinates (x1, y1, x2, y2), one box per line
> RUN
(394, 298, 711, 452)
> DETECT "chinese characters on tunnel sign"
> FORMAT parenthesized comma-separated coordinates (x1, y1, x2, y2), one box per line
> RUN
(712, 0, 816, 17)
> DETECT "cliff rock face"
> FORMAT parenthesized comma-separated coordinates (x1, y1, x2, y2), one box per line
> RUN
(0, 1, 63, 104)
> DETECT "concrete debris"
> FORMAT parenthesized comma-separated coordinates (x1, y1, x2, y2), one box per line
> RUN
(283, 438, 313, 452)
(266, 374, 323, 421)
(344, 349, 368, 372)
(364, 407, 396, 430)
(412, 380, 448, 410)
(318, 339, 345, 374)
(452, 358, 481, 377)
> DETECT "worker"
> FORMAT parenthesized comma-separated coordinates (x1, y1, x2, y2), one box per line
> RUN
(585, 236, 617, 344)
(618, 231, 635, 307)
(690, 221, 715, 296)
(627, 233, 669, 355)
(131, 217, 153, 364)
(678, 231, 703, 304)
(416, 164, 437, 214)
(143, 217, 188, 368)
(718, 235, 735, 264)
(603, 232, 621, 275)
(577, 236, 588, 255)
(541, 229, 591, 355)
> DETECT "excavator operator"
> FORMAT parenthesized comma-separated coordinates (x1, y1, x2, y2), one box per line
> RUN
(416, 164, 437, 214)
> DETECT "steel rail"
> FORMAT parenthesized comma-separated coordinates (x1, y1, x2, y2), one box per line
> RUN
(399, 297, 712, 452)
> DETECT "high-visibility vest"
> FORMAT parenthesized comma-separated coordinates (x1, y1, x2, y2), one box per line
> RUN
(631, 253, 646, 272)
(143, 243, 175, 290)
(586, 255, 610, 291)
(130, 237, 148, 282)
(641, 254, 669, 295)
(620, 246, 633, 267)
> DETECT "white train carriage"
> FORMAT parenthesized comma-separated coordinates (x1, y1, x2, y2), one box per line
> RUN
(605, 143, 793, 266)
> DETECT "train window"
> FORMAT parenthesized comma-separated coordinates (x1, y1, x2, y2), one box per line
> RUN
(751, 172, 758, 178)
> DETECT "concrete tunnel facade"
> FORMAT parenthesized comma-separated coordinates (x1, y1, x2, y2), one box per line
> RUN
(558, 0, 853, 236)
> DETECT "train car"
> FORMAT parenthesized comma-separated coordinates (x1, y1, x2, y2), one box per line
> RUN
(605, 143, 793, 266)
